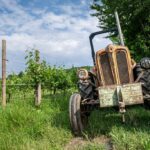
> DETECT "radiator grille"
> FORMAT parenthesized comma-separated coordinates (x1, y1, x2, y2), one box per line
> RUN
(116, 50, 129, 84)
(100, 53, 114, 85)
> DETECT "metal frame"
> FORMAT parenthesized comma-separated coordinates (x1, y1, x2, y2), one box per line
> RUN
(89, 28, 117, 65)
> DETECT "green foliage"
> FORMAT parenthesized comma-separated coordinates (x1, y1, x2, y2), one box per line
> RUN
(0, 93, 72, 150)
(53, 67, 72, 91)
(6, 73, 32, 101)
(66, 66, 78, 87)
(25, 49, 48, 84)
(3, 49, 93, 101)
(25, 49, 76, 94)
(0, 79, 1, 98)
(2, 49, 79, 102)
(7, 73, 22, 101)
(91, 0, 150, 60)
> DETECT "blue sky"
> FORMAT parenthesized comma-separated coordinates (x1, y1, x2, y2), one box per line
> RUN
(0, 0, 111, 74)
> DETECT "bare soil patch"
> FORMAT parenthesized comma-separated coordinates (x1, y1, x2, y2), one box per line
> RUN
(64, 136, 113, 150)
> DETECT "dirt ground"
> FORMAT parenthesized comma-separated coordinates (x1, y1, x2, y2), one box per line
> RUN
(65, 136, 113, 150)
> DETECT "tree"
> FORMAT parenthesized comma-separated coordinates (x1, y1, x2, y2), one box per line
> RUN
(91, 0, 150, 60)
(25, 50, 48, 85)
(25, 49, 48, 105)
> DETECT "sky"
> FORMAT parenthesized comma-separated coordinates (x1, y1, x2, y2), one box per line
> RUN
(0, 0, 112, 75)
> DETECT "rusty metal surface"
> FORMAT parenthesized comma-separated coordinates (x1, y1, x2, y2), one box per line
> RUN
(116, 50, 129, 84)
(98, 83, 143, 108)
(100, 53, 114, 85)
(98, 85, 118, 107)
(81, 99, 99, 105)
(121, 83, 143, 105)
(96, 44, 135, 86)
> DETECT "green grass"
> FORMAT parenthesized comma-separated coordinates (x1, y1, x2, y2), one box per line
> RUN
(0, 93, 73, 150)
(78, 143, 105, 150)
(85, 107, 150, 150)
(0, 92, 150, 150)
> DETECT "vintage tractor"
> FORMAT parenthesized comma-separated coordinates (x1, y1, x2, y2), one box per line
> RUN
(69, 12, 150, 135)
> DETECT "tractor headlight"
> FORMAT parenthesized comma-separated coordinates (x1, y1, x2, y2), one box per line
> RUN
(78, 69, 88, 80)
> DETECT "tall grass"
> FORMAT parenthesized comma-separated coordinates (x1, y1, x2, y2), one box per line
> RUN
(86, 107, 150, 150)
(0, 92, 150, 150)
(0, 93, 72, 150)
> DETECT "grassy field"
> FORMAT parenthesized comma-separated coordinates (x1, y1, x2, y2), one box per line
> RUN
(0, 92, 150, 150)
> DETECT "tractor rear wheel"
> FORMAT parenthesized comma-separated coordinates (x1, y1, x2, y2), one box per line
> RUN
(69, 93, 88, 135)
(134, 58, 150, 109)
(139, 72, 150, 109)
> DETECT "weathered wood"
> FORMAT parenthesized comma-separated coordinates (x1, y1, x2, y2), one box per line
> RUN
(35, 50, 41, 106)
(2, 40, 6, 107)
(35, 83, 41, 106)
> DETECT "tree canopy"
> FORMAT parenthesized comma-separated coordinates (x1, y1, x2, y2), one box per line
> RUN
(91, 0, 150, 60)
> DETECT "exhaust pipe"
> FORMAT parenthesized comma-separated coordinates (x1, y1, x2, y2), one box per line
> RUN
(114, 11, 125, 46)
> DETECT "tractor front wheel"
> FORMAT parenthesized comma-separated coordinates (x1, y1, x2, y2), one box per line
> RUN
(69, 93, 88, 135)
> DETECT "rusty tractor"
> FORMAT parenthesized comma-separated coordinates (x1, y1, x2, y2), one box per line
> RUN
(69, 12, 150, 135)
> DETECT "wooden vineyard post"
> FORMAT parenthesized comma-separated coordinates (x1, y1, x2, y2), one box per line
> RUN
(35, 83, 41, 106)
(2, 40, 6, 107)
(35, 50, 41, 106)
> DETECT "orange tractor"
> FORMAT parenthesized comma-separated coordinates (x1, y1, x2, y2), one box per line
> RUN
(69, 12, 150, 135)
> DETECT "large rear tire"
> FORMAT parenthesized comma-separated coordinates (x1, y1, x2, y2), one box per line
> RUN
(134, 58, 150, 109)
(69, 93, 88, 135)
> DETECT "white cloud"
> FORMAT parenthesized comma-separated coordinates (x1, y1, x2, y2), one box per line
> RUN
(0, 0, 112, 74)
